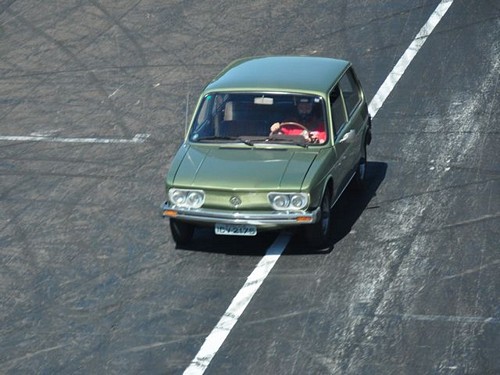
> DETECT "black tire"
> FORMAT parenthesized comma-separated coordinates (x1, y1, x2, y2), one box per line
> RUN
(352, 145, 367, 191)
(170, 218, 194, 246)
(304, 189, 332, 249)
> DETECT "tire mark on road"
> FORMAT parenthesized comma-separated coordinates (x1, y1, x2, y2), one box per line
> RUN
(0, 0, 17, 15)
(328, 2, 457, 371)
(88, 0, 146, 66)
(0, 174, 126, 372)
(87, 0, 159, 118)
(1, 4, 146, 138)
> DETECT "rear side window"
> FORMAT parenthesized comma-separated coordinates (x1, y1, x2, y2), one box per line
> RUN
(339, 68, 362, 118)
(330, 85, 346, 135)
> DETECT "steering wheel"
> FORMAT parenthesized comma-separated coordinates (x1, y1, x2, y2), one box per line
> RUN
(278, 122, 308, 132)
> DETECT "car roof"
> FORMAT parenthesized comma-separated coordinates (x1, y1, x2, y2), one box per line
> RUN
(204, 56, 350, 95)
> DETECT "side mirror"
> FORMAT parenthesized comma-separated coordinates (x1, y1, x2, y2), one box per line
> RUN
(339, 129, 356, 144)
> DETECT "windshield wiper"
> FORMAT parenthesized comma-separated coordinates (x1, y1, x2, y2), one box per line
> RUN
(196, 136, 254, 146)
(238, 138, 254, 146)
(265, 135, 308, 148)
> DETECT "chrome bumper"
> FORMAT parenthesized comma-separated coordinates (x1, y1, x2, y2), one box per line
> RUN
(161, 201, 320, 226)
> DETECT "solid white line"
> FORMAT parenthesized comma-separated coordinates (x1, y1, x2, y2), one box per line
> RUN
(368, 0, 454, 117)
(183, 232, 291, 375)
(0, 133, 150, 144)
(183, 2, 454, 373)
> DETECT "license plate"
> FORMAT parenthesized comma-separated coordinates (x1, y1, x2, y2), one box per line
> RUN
(215, 223, 257, 236)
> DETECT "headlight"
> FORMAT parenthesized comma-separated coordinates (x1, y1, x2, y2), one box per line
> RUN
(268, 192, 309, 210)
(290, 194, 308, 209)
(169, 189, 205, 208)
(272, 194, 290, 209)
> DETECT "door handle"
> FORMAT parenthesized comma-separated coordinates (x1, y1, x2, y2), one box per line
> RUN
(339, 129, 356, 144)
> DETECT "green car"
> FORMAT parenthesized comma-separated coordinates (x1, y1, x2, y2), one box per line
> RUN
(162, 56, 371, 247)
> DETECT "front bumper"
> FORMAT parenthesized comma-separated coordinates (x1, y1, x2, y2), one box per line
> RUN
(162, 201, 320, 227)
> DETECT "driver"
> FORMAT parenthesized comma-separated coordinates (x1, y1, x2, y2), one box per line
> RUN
(269, 97, 327, 143)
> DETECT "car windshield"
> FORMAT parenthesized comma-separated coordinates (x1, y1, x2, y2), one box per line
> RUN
(188, 93, 328, 145)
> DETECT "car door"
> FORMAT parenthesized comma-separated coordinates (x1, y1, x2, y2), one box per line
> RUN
(329, 84, 352, 198)
(338, 67, 366, 172)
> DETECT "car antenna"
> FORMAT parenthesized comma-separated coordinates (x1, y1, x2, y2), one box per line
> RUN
(184, 91, 190, 136)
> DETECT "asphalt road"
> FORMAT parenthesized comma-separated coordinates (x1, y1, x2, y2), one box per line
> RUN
(1, 0, 499, 374)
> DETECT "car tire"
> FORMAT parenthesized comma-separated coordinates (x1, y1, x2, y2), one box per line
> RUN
(352, 145, 367, 191)
(304, 189, 332, 249)
(170, 218, 194, 246)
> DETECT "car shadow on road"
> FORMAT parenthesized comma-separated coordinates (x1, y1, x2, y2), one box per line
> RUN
(178, 228, 279, 255)
(176, 161, 387, 256)
(287, 161, 388, 254)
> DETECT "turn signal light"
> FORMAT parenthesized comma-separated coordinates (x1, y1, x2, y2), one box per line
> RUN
(163, 210, 177, 217)
(296, 216, 313, 222)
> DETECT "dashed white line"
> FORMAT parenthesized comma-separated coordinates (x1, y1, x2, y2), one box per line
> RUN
(183, 1, 454, 374)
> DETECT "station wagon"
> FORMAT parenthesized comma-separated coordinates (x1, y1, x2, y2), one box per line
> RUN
(162, 56, 372, 247)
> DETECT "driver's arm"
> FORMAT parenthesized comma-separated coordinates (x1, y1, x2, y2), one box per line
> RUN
(270, 122, 281, 133)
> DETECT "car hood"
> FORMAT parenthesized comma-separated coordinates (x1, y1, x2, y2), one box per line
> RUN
(172, 145, 318, 190)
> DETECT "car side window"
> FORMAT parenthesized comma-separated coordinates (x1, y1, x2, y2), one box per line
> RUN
(339, 68, 362, 118)
(330, 85, 347, 136)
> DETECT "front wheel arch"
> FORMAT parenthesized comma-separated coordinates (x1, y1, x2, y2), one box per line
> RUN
(170, 218, 195, 246)
(304, 184, 333, 249)
(325, 178, 335, 209)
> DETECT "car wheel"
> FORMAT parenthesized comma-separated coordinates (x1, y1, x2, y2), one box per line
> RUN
(304, 189, 332, 249)
(352, 145, 367, 190)
(170, 218, 194, 246)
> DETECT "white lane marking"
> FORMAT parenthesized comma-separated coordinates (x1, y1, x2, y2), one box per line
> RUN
(183, 232, 291, 375)
(184, 2, 455, 373)
(368, 0, 454, 117)
(0, 133, 150, 144)
(373, 313, 499, 325)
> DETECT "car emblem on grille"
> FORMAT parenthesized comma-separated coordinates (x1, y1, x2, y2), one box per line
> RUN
(230, 196, 242, 207)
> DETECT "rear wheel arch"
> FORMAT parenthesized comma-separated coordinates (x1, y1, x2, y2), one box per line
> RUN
(364, 116, 372, 146)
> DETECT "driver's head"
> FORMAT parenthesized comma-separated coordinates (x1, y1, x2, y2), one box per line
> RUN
(296, 97, 313, 117)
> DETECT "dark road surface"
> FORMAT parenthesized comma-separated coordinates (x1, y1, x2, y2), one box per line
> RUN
(1, 1, 499, 374)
